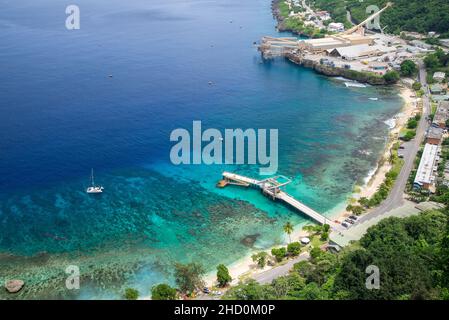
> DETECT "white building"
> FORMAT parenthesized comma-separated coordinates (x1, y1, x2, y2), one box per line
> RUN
(316, 11, 331, 21)
(433, 72, 446, 83)
(327, 44, 396, 61)
(440, 39, 449, 48)
(304, 20, 317, 27)
(328, 22, 345, 33)
(414, 143, 440, 191)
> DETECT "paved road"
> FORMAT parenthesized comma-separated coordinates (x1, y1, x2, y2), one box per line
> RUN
(252, 252, 310, 284)
(301, 0, 324, 29)
(196, 252, 311, 300)
(355, 62, 430, 225)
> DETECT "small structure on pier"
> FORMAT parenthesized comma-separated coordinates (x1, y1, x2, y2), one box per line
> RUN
(258, 175, 292, 199)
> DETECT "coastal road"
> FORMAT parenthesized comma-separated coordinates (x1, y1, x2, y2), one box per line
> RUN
(355, 62, 430, 225)
(301, 0, 313, 14)
(301, 0, 325, 29)
(195, 252, 311, 300)
(252, 252, 310, 285)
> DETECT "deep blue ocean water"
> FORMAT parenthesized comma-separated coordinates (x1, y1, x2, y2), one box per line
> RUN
(0, 0, 402, 298)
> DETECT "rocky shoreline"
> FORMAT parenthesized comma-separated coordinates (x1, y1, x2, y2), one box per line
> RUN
(271, 0, 309, 37)
(285, 52, 388, 85)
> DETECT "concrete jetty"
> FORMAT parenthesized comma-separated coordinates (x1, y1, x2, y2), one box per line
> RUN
(218, 171, 340, 229)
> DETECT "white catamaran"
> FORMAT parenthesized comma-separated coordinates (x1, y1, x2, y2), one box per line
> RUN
(86, 168, 104, 194)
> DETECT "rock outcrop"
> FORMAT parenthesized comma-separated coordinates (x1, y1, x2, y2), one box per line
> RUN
(286, 53, 388, 85)
(5, 280, 24, 293)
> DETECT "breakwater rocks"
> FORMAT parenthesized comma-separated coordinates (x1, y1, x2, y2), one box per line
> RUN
(286, 53, 388, 85)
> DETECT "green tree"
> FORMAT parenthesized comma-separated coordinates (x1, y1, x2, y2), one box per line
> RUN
(412, 81, 422, 91)
(252, 252, 269, 268)
(383, 71, 400, 84)
(310, 247, 322, 260)
(124, 288, 139, 300)
(223, 279, 268, 300)
(320, 231, 329, 241)
(174, 262, 205, 295)
(400, 60, 418, 77)
(424, 54, 440, 69)
(271, 247, 287, 262)
(359, 197, 370, 208)
(352, 205, 364, 215)
(287, 242, 302, 256)
(283, 221, 294, 243)
(151, 284, 177, 300)
(271, 276, 291, 299)
(440, 217, 449, 288)
(216, 264, 232, 287)
(407, 118, 418, 129)
(402, 130, 416, 141)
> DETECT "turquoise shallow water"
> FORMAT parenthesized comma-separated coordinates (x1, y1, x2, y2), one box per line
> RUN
(0, 0, 402, 299)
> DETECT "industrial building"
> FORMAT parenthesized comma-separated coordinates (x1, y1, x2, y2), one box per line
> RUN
(433, 101, 449, 129)
(426, 127, 444, 145)
(430, 84, 445, 95)
(326, 44, 396, 61)
(433, 72, 446, 83)
(328, 22, 345, 33)
(298, 34, 376, 52)
(414, 143, 441, 191)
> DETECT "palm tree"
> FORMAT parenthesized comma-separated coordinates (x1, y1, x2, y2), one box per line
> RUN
(283, 221, 294, 243)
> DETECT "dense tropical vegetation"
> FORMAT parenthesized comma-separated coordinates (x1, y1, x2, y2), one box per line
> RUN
(216, 264, 232, 287)
(224, 210, 449, 300)
(151, 284, 178, 300)
(277, 0, 328, 38)
(124, 288, 139, 300)
(424, 48, 449, 84)
(313, 0, 449, 36)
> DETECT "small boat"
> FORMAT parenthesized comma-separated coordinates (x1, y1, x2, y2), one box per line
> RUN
(86, 168, 104, 194)
(369, 97, 379, 101)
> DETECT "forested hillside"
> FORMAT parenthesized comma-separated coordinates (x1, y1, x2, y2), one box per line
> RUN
(312, 0, 449, 36)
(224, 210, 449, 300)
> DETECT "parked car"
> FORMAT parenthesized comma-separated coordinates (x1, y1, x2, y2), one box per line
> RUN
(345, 219, 355, 225)
(203, 287, 210, 294)
(349, 215, 358, 221)
(342, 222, 349, 228)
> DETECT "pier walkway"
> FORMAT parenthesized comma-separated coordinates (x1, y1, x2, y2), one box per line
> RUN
(219, 172, 340, 230)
